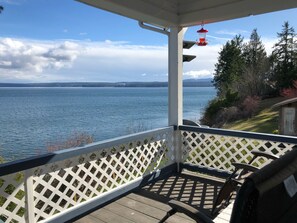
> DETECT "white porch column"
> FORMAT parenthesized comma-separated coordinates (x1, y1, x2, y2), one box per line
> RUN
(168, 26, 184, 126)
(168, 27, 184, 171)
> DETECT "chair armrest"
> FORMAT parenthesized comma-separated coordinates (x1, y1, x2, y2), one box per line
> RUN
(168, 200, 214, 223)
(232, 163, 259, 173)
(251, 150, 279, 160)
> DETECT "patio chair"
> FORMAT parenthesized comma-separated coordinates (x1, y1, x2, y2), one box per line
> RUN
(160, 148, 297, 223)
(211, 149, 279, 215)
(183, 119, 209, 128)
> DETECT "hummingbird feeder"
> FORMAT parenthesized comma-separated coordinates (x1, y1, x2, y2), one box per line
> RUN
(196, 26, 208, 46)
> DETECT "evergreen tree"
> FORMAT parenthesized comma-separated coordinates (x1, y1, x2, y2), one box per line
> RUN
(271, 21, 297, 90)
(213, 35, 245, 97)
(241, 29, 269, 97)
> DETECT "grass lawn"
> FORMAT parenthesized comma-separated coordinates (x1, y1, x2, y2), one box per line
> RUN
(223, 97, 284, 133)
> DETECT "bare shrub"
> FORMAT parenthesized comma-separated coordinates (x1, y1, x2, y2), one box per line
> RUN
(211, 96, 260, 127)
(241, 96, 260, 118)
(47, 132, 94, 152)
(213, 106, 240, 127)
(126, 120, 152, 134)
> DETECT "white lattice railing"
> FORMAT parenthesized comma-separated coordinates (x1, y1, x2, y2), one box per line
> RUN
(0, 127, 175, 223)
(180, 126, 297, 173)
(2, 125, 297, 222)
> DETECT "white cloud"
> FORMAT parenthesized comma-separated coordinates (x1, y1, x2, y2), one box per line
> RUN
(216, 29, 249, 36)
(71, 41, 168, 82)
(183, 43, 221, 79)
(0, 0, 25, 5)
(0, 38, 80, 81)
(0, 37, 229, 83)
(208, 35, 231, 43)
(261, 37, 277, 55)
(183, 70, 212, 79)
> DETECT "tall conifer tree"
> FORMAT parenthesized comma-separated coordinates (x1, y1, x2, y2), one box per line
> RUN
(272, 21, 297, 90)
(241, 29, 269, 96)
(213, 35, 245, 97)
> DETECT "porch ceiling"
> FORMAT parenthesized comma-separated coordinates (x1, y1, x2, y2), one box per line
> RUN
(78, 0, 297, 27)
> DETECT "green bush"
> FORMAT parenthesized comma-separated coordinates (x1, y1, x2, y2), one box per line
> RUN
(201, 90, 239, 126)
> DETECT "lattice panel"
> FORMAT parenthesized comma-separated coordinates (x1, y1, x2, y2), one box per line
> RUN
(182, 131, 295, 172)
(0, 172, 26, 223)
(32, 131, 174, 222)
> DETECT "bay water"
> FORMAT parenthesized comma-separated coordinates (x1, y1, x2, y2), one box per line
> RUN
(0, 87, 215, 161)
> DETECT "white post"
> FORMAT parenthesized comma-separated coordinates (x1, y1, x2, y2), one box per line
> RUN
(24, 169, 35, 223)
(168, 26, 184, 171)
(168, 26, 183, 126)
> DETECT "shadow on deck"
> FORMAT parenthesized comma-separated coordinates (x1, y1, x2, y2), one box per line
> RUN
(74, 171, 225, 223)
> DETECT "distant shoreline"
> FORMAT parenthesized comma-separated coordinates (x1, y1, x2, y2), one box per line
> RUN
(0, 79, 214, 88)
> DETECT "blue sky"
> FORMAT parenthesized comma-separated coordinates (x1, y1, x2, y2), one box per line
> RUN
(0, 0, 296, 83)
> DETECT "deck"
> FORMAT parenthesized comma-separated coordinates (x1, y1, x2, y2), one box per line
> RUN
(1, 126, 294, 223)
(74, 171, 230, 223)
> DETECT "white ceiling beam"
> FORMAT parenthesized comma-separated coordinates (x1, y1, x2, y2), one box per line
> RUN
(178, 0, 240, 15)
(179, 0, 297, 27)
(78, 0, 297, 27)
(78, 0, 179, 27)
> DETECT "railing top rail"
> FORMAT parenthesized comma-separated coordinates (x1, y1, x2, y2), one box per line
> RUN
(179, 125, 297, 144)
(0, 126, 174, 177)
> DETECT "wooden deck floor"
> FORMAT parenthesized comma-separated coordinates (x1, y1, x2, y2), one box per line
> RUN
(74, 172, 229, 223)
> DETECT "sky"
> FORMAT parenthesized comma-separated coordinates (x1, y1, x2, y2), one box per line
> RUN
(0, 0, 296, 83)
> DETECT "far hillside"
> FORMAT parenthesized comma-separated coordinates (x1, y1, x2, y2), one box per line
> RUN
(0, 78, 213, 88)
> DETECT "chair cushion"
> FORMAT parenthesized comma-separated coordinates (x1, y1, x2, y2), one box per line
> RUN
(231, 148, 297, 223)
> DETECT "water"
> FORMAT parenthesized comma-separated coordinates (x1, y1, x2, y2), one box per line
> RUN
(0, 87, 216, 161)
